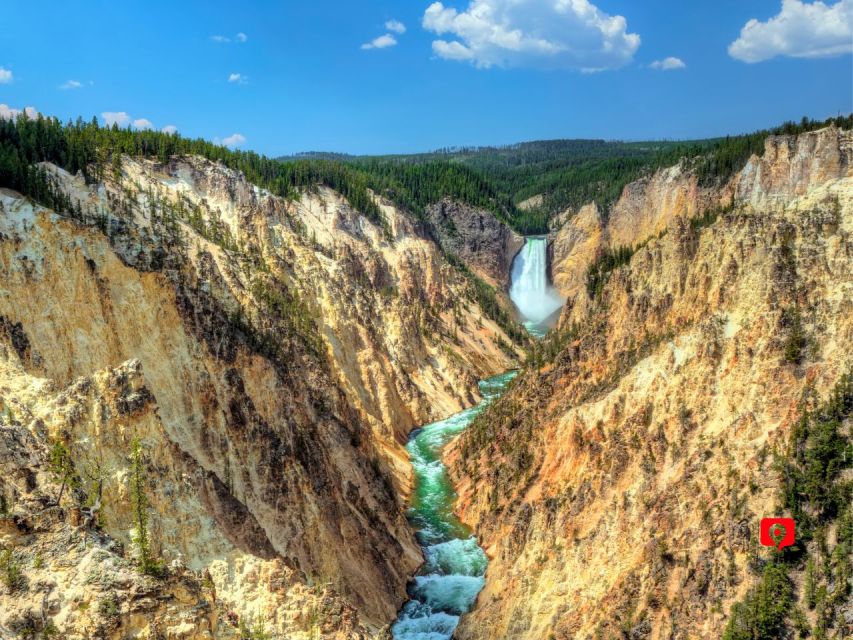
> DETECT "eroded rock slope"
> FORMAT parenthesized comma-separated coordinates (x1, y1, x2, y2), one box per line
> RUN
(449, 126, 853, 639)
(425, 198, 524, 286)
(0, 155, 521, 638)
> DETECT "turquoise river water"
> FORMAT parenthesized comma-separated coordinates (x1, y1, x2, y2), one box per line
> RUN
(391, 371, 517, 640)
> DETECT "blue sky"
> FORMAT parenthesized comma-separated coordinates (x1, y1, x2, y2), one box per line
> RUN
(1, 0, 850, 155)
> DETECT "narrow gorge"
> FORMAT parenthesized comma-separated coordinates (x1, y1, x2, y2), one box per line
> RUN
(1, 111, 851, 640)
(392, 229, 570, 639)
(0, 149, 524, 638)
(392, 372, 516, 639)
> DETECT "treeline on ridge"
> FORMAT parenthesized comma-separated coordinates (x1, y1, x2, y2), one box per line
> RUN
(3, 111, 850, 238)
(0, 114, 386, 227)
(349, 114, 852, 232)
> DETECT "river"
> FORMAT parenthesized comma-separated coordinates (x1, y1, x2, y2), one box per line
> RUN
(393, 236, 559, 638)
(391, 371, 517, 639)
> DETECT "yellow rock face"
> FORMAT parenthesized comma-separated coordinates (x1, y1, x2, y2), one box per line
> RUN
(450, 126, 853, 639)
(0, 154, 521, 638)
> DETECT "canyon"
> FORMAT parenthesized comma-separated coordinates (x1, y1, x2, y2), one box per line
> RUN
(0, 121, 851, 640)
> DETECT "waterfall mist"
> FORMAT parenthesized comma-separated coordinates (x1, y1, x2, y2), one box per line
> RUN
(509, 237, 564, 332)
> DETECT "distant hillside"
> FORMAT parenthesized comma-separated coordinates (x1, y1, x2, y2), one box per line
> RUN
(354, 139, 704, 233)
(275, 115, 852, 235)
(277, 151, 357, 161)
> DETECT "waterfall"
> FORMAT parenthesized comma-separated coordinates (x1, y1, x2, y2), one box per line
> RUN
(509, 237, 564, 335)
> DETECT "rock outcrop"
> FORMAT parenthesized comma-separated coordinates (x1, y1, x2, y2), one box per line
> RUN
(425, 198, 524, 286)
(0, 358, 374, 639)
(449, 126, 853, 639)
(548, 164, 730, 307)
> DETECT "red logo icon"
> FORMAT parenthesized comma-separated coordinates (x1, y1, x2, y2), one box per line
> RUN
(760, 518, 795, 550)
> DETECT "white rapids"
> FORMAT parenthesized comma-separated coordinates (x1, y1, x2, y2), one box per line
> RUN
(392, 373, 516, 640)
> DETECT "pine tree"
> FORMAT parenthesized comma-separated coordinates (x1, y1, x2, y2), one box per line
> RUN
(111, 151, 123, 182)
(48, 440, 78, 506)
(804, 556, 816, 609)
(129, 438, 162, 576)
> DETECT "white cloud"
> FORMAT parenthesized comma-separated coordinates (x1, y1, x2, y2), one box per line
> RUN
(102, 111, 131, 127)
(385, 19, 406, 34)
(422, 0, 640, 70)
(162, 125, 178, 134)
(729, 0, 853, 63)
(220, 133, 246, 147)
(362, 19, 405, 50)
(228, 72, 248, 84)
(0, 104, 38, 120)
(0, 67, 12, 84)
(650, 56, 686, 70)
(433, 39, 475, 60)
(212, 32, 247, 44)
(361, 33, 398, 50)
(59, 79, 83, 90)
(102, 112, 155, 129)
(0, 104, 19, 120)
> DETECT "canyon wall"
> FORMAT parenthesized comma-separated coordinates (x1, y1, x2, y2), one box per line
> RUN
(549, 151, 729, 305)
(450, 126, 852, 639)
(551, 126, 850, 310)
(0, 156, 521, 638)
(425, 198, 525, 287)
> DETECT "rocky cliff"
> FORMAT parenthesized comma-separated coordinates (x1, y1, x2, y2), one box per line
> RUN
(549, 165, 731, 306)
(425, 198, 524, 287)
(0, 155, 521, 638)
(449, 126, 853, 639)
(550, 126, 850, 310)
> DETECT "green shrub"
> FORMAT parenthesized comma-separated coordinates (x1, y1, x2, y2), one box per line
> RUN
(777, 371, 853, 538)
(41, 620, 60, 639)
(723, 562, 793, 640)
(586, 245, 635, 299)
(781, 306, 806, 364)
(689, 204, 732, 232)
(0, 548, 24, 592)
(250, 279, 323, 355)
(98, 594, 120, 619)
(239, 620, 272, 640)
(48, 440, 79, 506)
(804, 557, 816, 609)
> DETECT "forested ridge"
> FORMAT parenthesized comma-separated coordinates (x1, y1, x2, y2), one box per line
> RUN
(0, 112, 530, 346)
(3, 111, 850, 238)
(355, 138, 699, 233)
(0, 114, 386, 226)
(288, 114, 852, 233)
